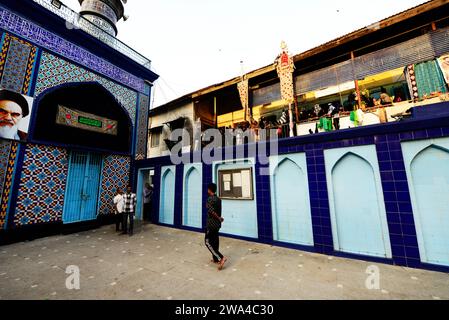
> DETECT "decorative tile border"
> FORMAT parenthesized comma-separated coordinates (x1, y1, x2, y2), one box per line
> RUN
(135, 94, 149, 160)
(0, 33, 38, 95)
(0, 140, 18, 229)
(0, 8, 145, 93)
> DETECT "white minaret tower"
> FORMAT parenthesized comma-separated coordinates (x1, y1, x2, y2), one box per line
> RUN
(78, 0, 128, 36)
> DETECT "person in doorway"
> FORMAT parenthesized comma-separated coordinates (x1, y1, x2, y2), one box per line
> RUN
(205, 183, 227, 271)
(380, 87, 393, 106)
(143, 183, 153, 223)
(113, 188, 125, 232)
(327, 103, 341, 130)
(122, 186, 137, 236)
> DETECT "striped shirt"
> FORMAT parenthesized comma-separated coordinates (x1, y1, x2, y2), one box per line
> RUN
(123, 193, 137, 214)
(206, 195, 222, 231)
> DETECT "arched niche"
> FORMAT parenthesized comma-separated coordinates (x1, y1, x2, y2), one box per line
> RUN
(31, 82, 133, 154)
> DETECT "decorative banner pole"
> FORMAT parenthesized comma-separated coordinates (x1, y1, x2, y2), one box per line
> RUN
(275, 41, 295, 137)
(237, 61, 250, 123)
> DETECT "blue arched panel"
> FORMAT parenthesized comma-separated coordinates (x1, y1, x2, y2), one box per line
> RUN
(402, 137, 449, 267)
(183, 164, 203, 228)
(325, 145, 392, 258)
(270, 154, 314, 246)
(159, 166, 176, 225)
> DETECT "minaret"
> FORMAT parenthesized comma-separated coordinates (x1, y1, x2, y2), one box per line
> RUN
(78, 0, 127, 36)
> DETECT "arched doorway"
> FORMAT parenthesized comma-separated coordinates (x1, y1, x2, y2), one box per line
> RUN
(30, 82, 133, 223)
(31, 82, 132, 153)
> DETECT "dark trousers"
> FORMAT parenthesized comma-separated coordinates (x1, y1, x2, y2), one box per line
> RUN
(205, 229, 223, 262)
(333, 118, 340, 130)
(143, 203, 152, 222)
(115, 213, 123, 232)
(122, 212, 134, 235)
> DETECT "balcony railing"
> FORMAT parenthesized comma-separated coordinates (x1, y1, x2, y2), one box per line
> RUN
(33, 0, 152, 70)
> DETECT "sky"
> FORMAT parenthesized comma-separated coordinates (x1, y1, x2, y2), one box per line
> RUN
(62, 0, 428, 108)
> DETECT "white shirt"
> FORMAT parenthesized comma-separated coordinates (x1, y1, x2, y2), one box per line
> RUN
(113, 194, 125, 214)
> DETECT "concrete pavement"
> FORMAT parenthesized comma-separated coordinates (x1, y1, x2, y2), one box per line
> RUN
(0, 224, 448, 300)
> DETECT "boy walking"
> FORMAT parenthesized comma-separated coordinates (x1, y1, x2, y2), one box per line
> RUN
(122, 186, 137, 236)
(205, 183, 227, 270)
(113, 188, 124, 232)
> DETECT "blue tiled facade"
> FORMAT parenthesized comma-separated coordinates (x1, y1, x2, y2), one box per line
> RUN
(0, 1, 158, 238)
(136, 103, 449, 272)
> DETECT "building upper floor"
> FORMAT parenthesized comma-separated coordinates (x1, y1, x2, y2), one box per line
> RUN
(147, 0, 449, 159)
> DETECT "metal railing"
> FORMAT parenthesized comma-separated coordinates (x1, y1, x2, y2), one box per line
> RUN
(33, 0, 152, 70)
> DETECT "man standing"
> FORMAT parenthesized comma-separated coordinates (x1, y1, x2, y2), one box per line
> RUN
(205, 183, 227, 271)
(122, 186, 137, 236)
(143, 183, 153, 223)
(113, 188, 124, 232)
(0, 89, 30, 140)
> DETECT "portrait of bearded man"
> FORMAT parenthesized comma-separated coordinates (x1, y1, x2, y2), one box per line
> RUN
(0, 89, 30, 141)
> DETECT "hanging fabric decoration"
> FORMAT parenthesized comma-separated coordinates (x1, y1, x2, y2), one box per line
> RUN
(275, 41, 295, 104)
(405, 65, 419, 101)
(275, 41, 295, 137)
(237, 78, 250, 121)
(437, 54, 449, 86)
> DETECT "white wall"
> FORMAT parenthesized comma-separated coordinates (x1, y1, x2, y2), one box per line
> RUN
(148, 102, 194, 158)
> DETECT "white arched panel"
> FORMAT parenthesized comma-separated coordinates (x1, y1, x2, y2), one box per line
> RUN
(325, 145, 392, 258)
(402, 137, 449, 267)
(269, 153, 314, 246)
(183, 164, 203, 228)
(159, 166, 176, 225)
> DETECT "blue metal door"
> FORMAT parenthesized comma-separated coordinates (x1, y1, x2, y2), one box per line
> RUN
(63, 152, 103, 224)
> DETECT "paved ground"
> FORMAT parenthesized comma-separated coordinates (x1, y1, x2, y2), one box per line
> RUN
(0, 223, 448, 300)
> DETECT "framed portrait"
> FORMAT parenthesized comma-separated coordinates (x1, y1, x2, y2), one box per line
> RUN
(0, 88, 34, 142)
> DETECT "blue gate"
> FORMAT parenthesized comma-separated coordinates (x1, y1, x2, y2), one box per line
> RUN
(63, 152, 103, 224)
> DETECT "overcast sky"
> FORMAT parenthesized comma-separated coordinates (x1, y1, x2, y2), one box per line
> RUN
(62, 0, 427, 107)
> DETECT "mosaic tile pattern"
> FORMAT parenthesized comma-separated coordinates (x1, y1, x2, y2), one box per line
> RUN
(97, 77, 138, 123)
(34, 51, 96, 95)
(0, 33, 38, 95)
(15, 144, 69, 226)
(135, 94, 149, 160)
(35, 52, 138, 124)
(98, 155, 130, 215)
(0, 140, 18, 229)
(0, 8, 146, 93)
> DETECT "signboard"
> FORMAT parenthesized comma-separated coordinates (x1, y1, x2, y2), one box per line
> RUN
(56, 105, 118, 135)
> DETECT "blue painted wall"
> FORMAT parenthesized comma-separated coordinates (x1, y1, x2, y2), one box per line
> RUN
(136, 108, 449, 272)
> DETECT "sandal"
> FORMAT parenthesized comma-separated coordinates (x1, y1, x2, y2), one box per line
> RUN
(218, 257, 228, 271)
